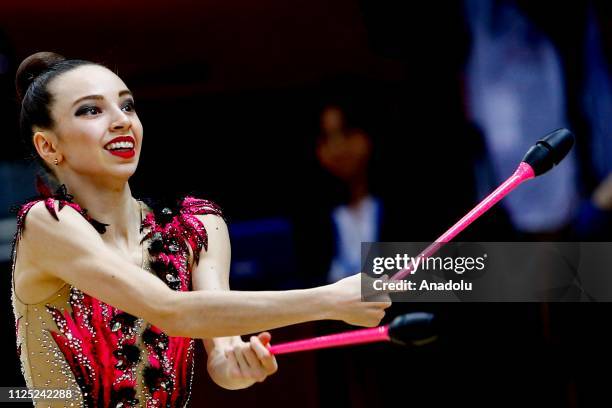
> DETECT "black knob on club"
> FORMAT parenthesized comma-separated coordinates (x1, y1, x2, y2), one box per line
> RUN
(521, 128, 574, 176)
(387, 312, 437, 346)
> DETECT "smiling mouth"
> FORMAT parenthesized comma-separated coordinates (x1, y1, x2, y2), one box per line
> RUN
(104, 137, 136, 158)
(105, 141, 134, 151)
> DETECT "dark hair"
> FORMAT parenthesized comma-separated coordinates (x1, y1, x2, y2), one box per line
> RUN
(15, 51, 99, 182)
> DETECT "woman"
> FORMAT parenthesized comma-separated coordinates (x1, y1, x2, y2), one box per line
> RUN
(11, 52, 390, 407)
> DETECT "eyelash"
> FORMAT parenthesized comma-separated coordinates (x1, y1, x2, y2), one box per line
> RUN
(75, 99, 136, 116)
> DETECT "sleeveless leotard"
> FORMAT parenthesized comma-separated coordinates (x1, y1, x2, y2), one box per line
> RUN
(11, 188, 223, 407)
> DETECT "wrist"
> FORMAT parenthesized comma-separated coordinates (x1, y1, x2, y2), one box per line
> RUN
(309, 285, 336, 321)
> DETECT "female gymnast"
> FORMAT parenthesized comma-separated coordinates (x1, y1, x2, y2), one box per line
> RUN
(11, 52, 391, 407)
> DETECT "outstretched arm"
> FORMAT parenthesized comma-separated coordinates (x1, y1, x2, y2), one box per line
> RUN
(17, 201, 390, 340)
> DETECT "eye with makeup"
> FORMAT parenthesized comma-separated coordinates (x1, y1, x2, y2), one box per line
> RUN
(75, 104, 101, 116)
(75, 98, 136, 117)
(121, 98, 136, 112)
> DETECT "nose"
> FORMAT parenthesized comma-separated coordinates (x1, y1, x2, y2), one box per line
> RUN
(110, 107, 131, 131)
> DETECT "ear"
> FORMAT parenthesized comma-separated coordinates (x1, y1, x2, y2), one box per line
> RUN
(32, 130, 60, 166)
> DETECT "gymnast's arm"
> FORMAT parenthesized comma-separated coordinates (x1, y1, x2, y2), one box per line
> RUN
(17, 201, 390, 338)
(190, 214, 236, 352)
(192, 214, 277, 389)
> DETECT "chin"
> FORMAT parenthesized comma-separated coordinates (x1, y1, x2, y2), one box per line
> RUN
(107, 163, 139, 181)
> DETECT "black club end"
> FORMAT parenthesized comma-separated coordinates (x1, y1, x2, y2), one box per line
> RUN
(387, 312, 437, 346)
(521, 128, 574, 176)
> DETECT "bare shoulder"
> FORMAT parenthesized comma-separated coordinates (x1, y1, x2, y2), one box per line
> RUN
(13, 200, 103, 304)
(191, 214, 231, 289)
(193, 213, 230, 252)
(19, 200, 102, 253)
(194, 213, 228, 232)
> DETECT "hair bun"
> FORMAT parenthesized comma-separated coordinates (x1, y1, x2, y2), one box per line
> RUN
(15, 51, 66, 103)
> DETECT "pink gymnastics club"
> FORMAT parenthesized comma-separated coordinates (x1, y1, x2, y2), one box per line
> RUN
(392, 128, 574, 280)
(268, 313, 436, 355)
(267, 129, 574, 356)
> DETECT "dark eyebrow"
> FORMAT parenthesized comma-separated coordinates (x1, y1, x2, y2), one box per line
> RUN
(72, 89, 133, 107)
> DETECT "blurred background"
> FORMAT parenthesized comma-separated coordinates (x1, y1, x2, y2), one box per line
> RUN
(1, 0, 612, 406)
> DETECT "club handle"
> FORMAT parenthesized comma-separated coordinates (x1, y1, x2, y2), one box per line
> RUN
(392, 162, 534, 280)
(268, 325, 390, 355)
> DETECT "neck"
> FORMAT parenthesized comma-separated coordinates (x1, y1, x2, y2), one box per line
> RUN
(347, 173, 369, 208)
(57, 173, 141, 248)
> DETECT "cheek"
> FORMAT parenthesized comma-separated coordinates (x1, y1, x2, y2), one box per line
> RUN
(59, 123, 106, 159)
(131, 118, 144, 148)
(136, 124, 144, 146)
(61, 119, 105, 142)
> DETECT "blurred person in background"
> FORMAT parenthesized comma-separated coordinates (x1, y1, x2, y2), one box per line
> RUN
(307, 101, 392, 407)
(304, 77, 519, 405)
(315, 104, 383, 284)
(464, 0, 579, 239)
(573, 3, 612, 240)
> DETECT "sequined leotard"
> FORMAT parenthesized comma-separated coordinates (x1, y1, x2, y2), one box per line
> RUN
(11, 187, 223, 407)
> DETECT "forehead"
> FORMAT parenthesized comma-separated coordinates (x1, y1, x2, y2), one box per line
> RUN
(48, 65, 128, 106)
(321, 107, 344, 122)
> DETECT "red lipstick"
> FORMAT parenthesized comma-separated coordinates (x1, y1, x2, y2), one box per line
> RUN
(104, 136, 136, 159)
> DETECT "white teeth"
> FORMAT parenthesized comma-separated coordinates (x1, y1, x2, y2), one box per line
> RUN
(105, 141, 134, 150)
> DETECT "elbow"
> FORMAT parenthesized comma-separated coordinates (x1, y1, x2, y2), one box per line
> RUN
(150, 291, 225, 338)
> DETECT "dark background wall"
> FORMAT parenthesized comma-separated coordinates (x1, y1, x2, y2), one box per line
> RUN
(1, 1, 612, 407)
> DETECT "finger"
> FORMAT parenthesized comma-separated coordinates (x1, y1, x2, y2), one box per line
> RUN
(257, 331, 271, 346)
(251, 335, 278, 375)
(242, 343, 262, 369)
(250, 335, 271, 359)
(241, 343, 266, 381)
(225, 350, 242, 379)
(369, 301, 392, 308)
(232, 347, 251, 376)
(379, 274, 408, 294)
(363, 276, 403, 299)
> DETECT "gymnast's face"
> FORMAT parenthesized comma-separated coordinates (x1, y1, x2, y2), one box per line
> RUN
(38, 64, 143, 184)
